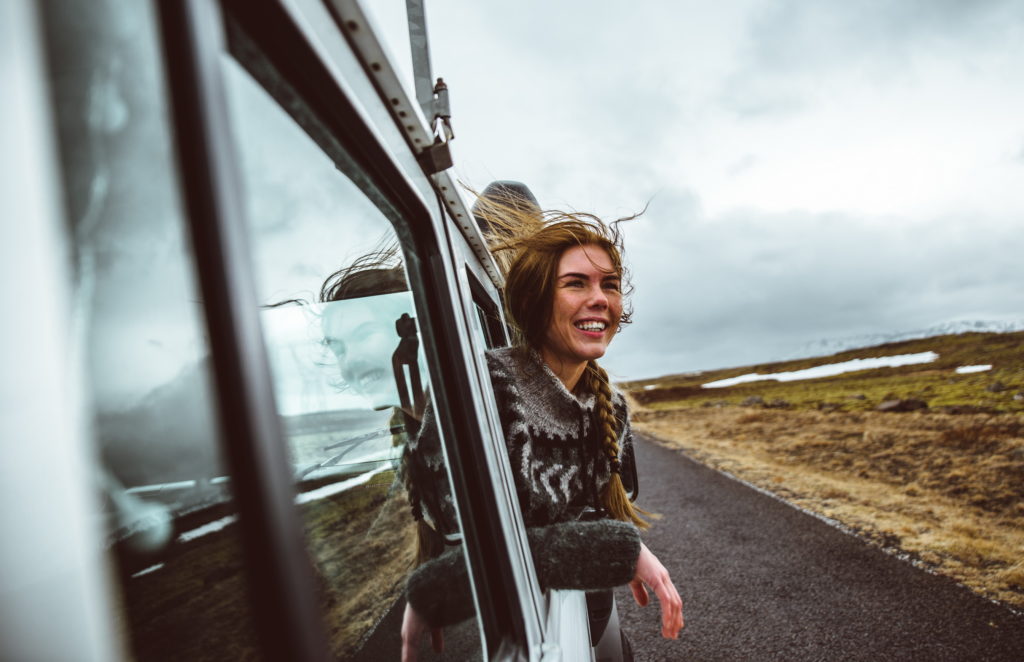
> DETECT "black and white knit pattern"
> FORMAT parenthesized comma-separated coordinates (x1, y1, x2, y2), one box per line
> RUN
(485, 346, 635, 526)
(403, 346, 642, 625)
(404, 346, 636, 533)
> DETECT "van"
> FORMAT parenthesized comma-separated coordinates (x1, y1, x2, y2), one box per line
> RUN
(1, 0, 631, 659)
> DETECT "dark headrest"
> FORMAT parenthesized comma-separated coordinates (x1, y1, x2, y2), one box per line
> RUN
(472, 180, 541, 235)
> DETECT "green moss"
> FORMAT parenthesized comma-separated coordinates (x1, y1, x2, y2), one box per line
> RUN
(627, 331, 1024, 414)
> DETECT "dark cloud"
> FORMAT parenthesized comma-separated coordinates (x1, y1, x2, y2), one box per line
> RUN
(717, 0, 1024, 119)
(746, 0, 1023, 74)
(604, 195, 1024, 379)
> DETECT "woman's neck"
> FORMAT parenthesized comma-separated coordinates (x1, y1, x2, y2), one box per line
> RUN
(539, 348, 587, 393)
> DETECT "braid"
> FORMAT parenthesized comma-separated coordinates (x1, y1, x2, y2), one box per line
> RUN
(398, 405, 444, 566)
(587, 361, 651, 529)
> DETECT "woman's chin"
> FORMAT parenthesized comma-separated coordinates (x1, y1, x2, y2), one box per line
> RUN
(576, 340, 611, 361)
(362, 382, 407, 409)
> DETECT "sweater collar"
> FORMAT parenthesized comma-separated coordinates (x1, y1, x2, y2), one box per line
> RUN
(491, 346, 597, 412)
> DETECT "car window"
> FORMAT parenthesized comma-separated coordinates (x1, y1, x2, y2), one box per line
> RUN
(466, 268, 509, 352)
(37, 0, 262, 659)
(220, 47, 481, 658)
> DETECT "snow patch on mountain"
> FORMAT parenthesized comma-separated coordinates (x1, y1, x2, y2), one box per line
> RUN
(793, 320, 1024, 360)
(703, 351, 939, 388)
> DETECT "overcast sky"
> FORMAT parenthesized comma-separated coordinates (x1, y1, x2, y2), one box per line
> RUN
(18, 1, 1022, 415)
(370, 0, 1024, 380)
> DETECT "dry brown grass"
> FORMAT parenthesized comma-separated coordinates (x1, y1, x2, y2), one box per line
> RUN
(302, 475, 417, 659)
(631, 404, 1024, 609)
(121, 472, 417, 660)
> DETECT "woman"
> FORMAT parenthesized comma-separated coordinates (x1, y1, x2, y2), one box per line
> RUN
(401, 187, 684, 660)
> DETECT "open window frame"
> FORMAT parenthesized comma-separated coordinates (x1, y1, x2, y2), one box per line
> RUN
(156, 0, 554, 659)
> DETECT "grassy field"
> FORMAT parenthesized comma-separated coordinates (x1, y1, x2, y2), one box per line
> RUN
(120, 471, 416, 661)
(622, 331, 1024, 610)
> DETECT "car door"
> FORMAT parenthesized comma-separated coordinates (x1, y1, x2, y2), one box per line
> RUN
(5, 0, 599, 659)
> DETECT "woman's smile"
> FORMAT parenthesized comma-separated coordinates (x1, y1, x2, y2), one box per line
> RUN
(542, 244, 622, 371)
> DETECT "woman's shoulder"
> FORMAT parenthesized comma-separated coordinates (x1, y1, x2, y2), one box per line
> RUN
(484, 345, 520, 372)
(484, 345, 542, 386)
(485, 346, 596, 419)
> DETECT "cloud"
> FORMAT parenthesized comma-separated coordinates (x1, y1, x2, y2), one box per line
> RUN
(717, 0, 1024, 121)
(603, 192, 1024, 379)
(419, 1, 1024, 380)
(726, 154, 759, 176)
(745, 0, 1024, 75)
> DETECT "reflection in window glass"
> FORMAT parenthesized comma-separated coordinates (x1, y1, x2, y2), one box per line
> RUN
(39, 0, 260, 659)
(221, 54, 479, 658)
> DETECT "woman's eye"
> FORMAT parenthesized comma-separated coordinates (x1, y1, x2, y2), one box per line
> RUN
(603, 281, 621, 291)
(565, 280, 584, 288)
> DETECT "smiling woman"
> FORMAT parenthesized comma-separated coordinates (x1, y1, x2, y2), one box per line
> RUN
(400, 185, 683, 660)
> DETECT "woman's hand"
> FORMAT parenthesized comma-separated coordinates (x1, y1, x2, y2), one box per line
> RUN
(401, 602, 443, 662)
(629, 542, 684, 639)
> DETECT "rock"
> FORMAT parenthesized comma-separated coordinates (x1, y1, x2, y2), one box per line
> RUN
(849, 394, 867, 400)
(766, 398, 791, 409)
(741, 395, 765, 407)
(938, 404, 997, 415)
(875, 398, 928, 413)
(986, 381, 1007, 393)
(1013, 391, 1024, 402)
(817, 402, 841, 413)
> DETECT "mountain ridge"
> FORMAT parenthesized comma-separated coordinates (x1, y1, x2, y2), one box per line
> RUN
(791, 319, 1024, 362)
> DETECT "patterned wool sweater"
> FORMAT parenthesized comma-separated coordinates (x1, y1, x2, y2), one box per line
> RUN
(404, 346, 642, 627)
(487, 345, 636, 525)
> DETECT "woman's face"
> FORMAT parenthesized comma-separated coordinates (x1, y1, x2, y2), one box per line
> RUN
(321, 293, 413, 408)
(542, 244, 622, 368)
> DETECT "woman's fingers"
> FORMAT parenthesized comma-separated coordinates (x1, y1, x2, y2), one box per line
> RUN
(629, 577, 649, 606)
(401, 602, 432, 662)
(652, 574, 684, 639)
(400, 621, 418, 662)
(633, 543, 684, 639)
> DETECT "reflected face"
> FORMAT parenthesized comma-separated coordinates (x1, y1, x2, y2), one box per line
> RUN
(321, 293, 414, 408)
(542, 244, 622, 368)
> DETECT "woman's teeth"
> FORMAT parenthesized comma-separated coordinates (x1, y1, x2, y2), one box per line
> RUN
(358, 369, 385, 389)
(574, 321, 606, 332)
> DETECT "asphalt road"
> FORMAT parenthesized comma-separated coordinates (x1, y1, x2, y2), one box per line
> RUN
(615, 433, 1024, 662)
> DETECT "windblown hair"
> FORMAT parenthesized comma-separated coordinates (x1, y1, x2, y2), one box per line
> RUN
(474, 187, 650, 529)
(319, 242, 407, 303)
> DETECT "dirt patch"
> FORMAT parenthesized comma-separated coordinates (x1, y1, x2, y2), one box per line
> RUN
(631, 405, 1024, 610)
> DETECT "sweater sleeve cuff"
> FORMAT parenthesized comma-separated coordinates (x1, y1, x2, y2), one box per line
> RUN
(405, 519, 641, 627)
(405, 547, 474, 628)
(527, 519, 640, 590)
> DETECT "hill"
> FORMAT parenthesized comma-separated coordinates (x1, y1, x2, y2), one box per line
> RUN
(625, 330, 1024, 414)
(622, 331, 1024, 610)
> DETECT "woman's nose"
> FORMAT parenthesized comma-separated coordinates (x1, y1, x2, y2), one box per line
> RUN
(586, 284, 608, 309)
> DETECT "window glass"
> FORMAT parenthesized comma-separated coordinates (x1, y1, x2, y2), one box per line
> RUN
(472, 301, 495, 350)
(467, 269, 508, 352)
(220, 48, 481, 659)
(38, 0, 260, 659)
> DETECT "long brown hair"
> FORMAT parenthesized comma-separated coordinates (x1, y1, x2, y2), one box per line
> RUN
(475, 189, 650, 529)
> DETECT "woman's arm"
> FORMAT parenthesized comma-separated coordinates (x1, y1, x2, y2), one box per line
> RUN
(629, 542, 684, 639)
(405, 518, 641, 627)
